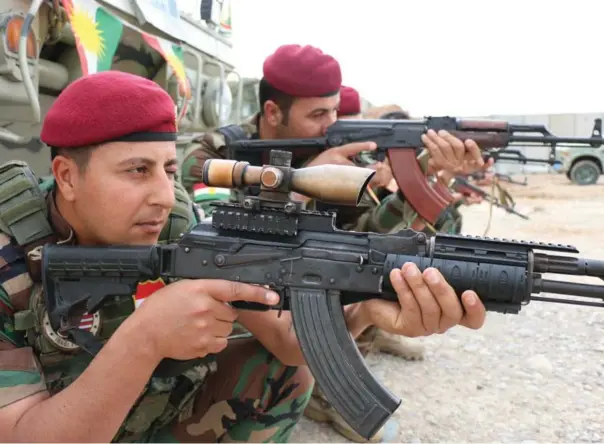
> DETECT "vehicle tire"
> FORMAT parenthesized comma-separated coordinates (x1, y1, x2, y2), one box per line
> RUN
(569, 159, 601, 185)
(565, 170, 571, 179)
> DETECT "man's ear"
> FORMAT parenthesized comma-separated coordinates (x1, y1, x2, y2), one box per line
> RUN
(51, 156, 79, 202)
(263, 100, 282, 128)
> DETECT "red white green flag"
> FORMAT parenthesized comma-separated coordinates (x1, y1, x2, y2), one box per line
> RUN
(63, 0, 123, 75)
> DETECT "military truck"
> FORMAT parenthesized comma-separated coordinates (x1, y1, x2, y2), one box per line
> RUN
(0, 0, 243, 177)
(555, 118, 604, 185)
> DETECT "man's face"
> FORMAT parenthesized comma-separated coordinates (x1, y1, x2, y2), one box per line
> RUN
(274, 94, 340, 139)
(54, 141, 178, 245)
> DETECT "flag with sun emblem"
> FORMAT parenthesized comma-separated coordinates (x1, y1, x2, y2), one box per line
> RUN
(63, 0, 124, 75)
(141, 33, 191, 98)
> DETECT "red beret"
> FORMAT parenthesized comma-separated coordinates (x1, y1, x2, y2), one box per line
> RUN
(41, 71, 177, 148)
(338, 85, 361, 117)
(262, 44, 342, 97)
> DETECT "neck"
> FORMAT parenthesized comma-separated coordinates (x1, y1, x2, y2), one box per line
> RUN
(55, 191, 95, 245)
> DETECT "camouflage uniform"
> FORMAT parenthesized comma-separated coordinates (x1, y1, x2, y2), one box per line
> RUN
(179, 115, 437, 442)
(0, 162, 313, 442)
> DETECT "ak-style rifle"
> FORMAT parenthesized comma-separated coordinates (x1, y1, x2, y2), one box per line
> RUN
(452, 176, 528, 219)
(470, 170, 529, 186)
(226, 117, 604, 230)
(41, 150, 604, 441)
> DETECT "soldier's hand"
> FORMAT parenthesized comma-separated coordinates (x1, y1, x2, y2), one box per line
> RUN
(451, 192, 465, 203)
(423, 129, 484, 174)
(306, 142, 377, 167)
(367, 158, 393, 189)
(362, 263, 486, 337)
(132, 280, 279, 361)
(464, 193, 484, 205)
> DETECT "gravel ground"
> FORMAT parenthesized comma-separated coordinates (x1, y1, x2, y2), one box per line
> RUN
(291, 173, 604, 443)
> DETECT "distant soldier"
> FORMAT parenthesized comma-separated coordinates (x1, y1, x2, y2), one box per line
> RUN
(178, 42, 486, 439)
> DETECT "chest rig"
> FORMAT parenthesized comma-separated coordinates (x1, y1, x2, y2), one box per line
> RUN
(0, 160, 216, 442)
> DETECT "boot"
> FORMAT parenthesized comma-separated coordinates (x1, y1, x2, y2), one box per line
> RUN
(303, 385, 384, 443)
(357, 326, 425, 360)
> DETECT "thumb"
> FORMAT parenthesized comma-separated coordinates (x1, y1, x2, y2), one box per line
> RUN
(335, 141, 377, 158)
(202, 280, 280, 306)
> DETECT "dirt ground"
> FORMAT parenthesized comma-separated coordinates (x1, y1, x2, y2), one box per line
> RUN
(291, 173, 604, 443)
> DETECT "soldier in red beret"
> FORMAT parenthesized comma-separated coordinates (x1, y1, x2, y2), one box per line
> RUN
(0, 71, 314, 443)
(338, 85, 363, 119)
(179, 39, 487, 418)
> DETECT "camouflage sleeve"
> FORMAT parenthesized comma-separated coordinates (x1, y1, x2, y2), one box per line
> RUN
(179, 132, 229, 195)
(0, 234, 47, 408)
(362, 149, 431, 233)
(179, 133, 235, 217)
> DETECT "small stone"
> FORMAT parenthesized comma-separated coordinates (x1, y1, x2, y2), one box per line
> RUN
(526, 354, 553, 375)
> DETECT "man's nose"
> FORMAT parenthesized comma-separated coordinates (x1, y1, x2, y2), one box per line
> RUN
(322, 113, 338, 134)
(149, 172, 176, 209)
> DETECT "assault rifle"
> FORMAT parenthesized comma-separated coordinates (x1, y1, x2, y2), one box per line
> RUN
(227, 117, 604, 230)
(430, 149, 542, 210)
(452, 176, 529, 219)
(470, 170, 528, 186)
(40, 151, 604, 441)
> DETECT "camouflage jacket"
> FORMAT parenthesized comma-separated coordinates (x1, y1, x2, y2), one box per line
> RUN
(179, 114, 427, 231)
(0, 165, 213, 441)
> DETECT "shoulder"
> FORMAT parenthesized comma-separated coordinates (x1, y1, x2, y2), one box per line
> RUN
(0, 234, 46, 408)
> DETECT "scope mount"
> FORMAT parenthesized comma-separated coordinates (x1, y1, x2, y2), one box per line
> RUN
(209, 150, 334, 236)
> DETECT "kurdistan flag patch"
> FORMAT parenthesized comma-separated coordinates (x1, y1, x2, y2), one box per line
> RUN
(193, 183, 231, 203)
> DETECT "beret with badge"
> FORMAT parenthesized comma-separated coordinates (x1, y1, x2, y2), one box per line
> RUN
(41, 70, 177, 148)
(262, 44, 342, 97)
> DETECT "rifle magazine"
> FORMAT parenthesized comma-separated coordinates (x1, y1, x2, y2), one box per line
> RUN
(289, 287, 400, 440)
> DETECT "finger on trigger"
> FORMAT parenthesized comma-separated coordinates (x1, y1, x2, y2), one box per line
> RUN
(211, 280, 280, 306)
(338, 141, 377, 158)
(212, 299, 238, 322)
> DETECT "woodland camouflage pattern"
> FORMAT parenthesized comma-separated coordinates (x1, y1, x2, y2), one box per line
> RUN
(0, 186, 313, 443)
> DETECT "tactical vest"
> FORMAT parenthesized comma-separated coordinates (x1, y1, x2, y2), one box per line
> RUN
(0, 160, 215, 442)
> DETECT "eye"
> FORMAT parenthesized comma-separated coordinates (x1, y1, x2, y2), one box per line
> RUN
(165, 168, 177, 178)
(128, 166, 148, 175)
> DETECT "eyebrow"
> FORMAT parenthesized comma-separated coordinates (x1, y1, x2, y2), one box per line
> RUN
(307, 104, 339, 117)
(118, 157, 179, 168)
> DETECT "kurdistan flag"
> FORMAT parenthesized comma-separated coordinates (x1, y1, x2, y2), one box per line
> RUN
(63, 0, 123, 75)
(192, 183, 231, 203)
(142, 34, 191, 98)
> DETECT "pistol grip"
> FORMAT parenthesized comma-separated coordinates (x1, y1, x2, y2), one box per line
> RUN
(289, 287, 400, 440)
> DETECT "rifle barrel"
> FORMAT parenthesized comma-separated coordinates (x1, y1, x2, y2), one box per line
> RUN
(537, 279, 604, 299)
(510, 134, 604, 146)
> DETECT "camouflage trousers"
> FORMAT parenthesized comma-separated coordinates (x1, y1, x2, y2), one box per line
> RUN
(148, 338, 314, 443)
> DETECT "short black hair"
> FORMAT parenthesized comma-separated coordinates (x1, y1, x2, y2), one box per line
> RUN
(258, 78, 295, 125)
(50, 145, 97, 171)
